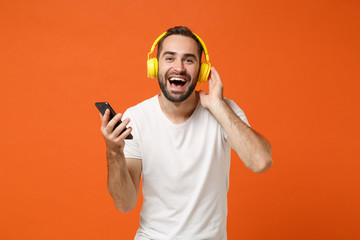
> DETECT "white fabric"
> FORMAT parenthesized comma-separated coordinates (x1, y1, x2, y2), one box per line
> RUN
(123, 95, 250, 240)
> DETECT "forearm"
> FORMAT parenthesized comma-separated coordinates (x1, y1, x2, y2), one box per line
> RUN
(209, 99, 272, 173)
(107, 149, 138, 213)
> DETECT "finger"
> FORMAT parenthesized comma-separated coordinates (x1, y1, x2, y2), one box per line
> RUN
(101, 109, 110, 128)
(199, 90, 208, 97)
(106, 113, 122, 133)
(115, 126, 133, 142)
(111, 117, 130, 137)
(210, 67, 223, 90)
(210, 67, 221, 82)
(211, 66, 218, 74)
(208, 71, 215, 91)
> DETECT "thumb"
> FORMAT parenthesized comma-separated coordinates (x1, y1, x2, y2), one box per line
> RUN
(199, 90, 208, 98)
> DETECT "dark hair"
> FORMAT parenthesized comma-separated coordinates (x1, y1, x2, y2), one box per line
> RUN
(156, 26, 203, 60)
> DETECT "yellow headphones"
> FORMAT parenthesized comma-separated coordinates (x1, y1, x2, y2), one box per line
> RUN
(147, 31, 211, 84)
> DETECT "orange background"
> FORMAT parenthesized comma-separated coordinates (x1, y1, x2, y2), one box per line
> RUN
(1, 0, 359, 239)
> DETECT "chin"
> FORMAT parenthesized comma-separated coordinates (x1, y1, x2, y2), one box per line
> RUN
(165, 86, 197, 103)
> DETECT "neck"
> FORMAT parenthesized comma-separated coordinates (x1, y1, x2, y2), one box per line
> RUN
(158, 91, 199, 124)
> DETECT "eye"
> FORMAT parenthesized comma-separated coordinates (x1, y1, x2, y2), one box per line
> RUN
(165, 56, 174, 61)
(185, 58, 194, 63)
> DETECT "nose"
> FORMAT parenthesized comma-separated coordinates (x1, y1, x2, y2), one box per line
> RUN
(173, 59, 185, 73)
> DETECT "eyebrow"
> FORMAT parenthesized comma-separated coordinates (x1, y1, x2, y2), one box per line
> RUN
(162, 51, 198, 60)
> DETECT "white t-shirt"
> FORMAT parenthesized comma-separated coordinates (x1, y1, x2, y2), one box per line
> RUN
(123, 95, 249, 240)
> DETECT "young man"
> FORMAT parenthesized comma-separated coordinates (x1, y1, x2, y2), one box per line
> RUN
(100, 26, 272, 239)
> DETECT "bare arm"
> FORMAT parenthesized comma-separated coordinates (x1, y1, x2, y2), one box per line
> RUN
(199, 67, 272, 173)
(100, 109, 142, 213)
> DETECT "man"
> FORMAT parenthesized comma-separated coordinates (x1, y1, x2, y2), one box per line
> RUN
(100, 26, 272, 239)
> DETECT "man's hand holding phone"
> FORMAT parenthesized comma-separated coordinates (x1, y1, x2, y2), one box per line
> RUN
(100, 109, 132, 153)
(96, 102, 133, 153)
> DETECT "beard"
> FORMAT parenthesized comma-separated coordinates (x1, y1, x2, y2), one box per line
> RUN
(158, 71, 198, 103)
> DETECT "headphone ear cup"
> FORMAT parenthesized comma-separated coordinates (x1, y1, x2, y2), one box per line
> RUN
(147, 58, 158, 79)
(198, 62, 211, 83)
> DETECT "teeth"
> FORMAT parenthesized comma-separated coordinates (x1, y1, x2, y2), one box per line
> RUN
(169, 77, 186, 82)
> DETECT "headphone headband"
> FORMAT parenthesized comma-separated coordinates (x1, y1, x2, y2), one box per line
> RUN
(193, 33, 210, 63)
(147, 31, 210, 64)
(148, 32, 167, 61)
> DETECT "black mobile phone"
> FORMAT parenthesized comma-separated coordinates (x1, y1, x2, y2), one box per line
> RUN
(95, 102, 133, 140)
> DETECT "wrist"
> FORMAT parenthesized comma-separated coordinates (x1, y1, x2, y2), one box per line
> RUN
(107, 147, 125, 162)
(208, 98, 226, 114)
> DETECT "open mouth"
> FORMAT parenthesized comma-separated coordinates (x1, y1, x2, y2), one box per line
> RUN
(168, 77, 188, 88)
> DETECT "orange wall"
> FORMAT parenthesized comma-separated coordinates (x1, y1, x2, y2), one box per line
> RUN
(1, 0, 359, 239)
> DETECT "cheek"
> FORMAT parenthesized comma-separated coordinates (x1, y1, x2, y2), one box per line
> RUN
(191, 65, 200, 76)
(158, 62, 169, 74)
